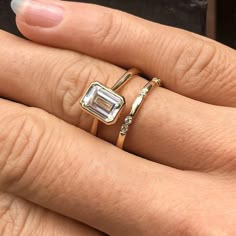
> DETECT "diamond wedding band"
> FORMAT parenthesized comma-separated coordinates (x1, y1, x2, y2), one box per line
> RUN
(116, 78, 162, 149)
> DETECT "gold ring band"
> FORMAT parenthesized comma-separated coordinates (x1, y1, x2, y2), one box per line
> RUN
(116, 78, 162, 149)
(80, 68, 140, 136)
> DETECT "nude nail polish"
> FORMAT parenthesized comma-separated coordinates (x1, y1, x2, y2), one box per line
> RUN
(11, 0, 64, 28)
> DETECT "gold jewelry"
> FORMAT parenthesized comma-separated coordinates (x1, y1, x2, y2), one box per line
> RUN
(116, 78, 162, 149)
(80, 68, 139, 135)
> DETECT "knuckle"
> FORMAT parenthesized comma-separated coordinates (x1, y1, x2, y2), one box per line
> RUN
(56, 59, 108, 127)
(173, 38, 236, 100)
(0, 108, 47, 189)
(90, 10, 124, 47)
(174, 40, 217, 91)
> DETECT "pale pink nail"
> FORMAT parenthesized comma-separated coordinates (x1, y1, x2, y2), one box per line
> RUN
(11, 0, 64, 28)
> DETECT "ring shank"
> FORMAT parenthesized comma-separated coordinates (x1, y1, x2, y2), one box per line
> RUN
(111, 68, 140, 91)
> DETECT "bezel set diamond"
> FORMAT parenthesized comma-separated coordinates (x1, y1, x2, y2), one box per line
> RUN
(80, 82, 126, 125)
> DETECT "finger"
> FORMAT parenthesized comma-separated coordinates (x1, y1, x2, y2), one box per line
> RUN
(0, 192, 105, 236)
(13, 1, 236, 107)
(1, 30, 236, 172)
(0, 98, 203, 235)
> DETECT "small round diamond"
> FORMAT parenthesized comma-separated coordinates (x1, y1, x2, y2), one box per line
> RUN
(125, 116, 133, 125)
(121, 124, 128, 135)
(153, 77, 162, 86)
(140, 88, 148, 96)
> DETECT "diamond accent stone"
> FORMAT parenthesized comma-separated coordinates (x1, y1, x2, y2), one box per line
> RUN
(153, 77, 162, 86)
(125, 116, 133, 125)
(121, 124, 129, 135)
(140, 87, 149, 96)
(80, 82, 125, 124)
(120, 116, 133, 135)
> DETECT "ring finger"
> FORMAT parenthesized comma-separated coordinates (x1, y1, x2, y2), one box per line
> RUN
(1, 30, 236, 172)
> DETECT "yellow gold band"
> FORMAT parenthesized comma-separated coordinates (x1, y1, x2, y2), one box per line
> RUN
(116, 78, 162, 149)
(89, 68, 140, 135)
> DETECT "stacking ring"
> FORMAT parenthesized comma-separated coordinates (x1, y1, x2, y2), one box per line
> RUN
(116, 78, 162, 149)
(80, 68, 139, 135)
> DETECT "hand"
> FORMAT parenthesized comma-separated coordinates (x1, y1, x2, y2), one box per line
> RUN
(1, 1, 236, 235)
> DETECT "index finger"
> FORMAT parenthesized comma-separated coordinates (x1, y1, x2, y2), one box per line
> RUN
(13, 1, 236, 106)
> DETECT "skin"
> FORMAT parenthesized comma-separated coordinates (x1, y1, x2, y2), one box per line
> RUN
(1, 1, 236, 235)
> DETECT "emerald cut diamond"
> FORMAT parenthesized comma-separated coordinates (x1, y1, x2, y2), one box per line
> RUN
(80, 82, 125, 125)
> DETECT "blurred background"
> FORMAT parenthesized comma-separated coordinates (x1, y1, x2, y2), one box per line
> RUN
(0, 0, 235, 48)
(207, 0, 236, 48)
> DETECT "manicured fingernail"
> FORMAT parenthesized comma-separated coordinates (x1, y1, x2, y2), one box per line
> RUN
(11, 0, 64, 28)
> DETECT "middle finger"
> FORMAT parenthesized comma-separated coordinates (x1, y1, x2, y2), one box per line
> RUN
(1, 30, 236, 171)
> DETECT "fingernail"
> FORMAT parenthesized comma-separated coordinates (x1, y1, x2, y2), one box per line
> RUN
(11, 0, 64, 28)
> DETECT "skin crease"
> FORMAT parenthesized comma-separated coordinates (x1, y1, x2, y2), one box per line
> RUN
(0, 0, 236, 235)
